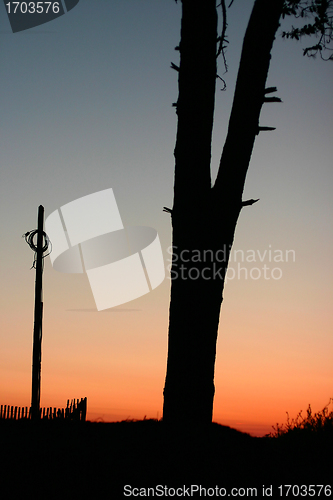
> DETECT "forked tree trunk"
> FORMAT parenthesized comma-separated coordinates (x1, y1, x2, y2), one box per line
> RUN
(163, 0, 284, 426)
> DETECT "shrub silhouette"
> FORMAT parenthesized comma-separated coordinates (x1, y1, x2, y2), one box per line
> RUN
(268, 398, 333, 437)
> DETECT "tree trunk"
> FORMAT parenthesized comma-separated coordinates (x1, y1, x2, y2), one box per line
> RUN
(163, 0, 284, 426)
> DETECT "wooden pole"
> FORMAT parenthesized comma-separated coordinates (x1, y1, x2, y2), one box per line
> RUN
(31, 205, 44, 421)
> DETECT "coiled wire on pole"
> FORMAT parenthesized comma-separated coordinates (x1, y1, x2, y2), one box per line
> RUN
(23, 230, 52, 270)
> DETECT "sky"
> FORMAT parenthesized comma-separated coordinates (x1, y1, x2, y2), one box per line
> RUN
(0, 0, 332, 436)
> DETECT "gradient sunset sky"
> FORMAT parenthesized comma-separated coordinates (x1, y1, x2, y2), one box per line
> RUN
(1, 0, 332, 436)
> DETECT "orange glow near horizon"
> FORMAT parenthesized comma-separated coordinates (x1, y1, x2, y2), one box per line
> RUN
(1, 273, 331, 438)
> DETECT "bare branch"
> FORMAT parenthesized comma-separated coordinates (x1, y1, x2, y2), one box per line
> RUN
(263, 96, 283, 102)
(257, 126, 276, 133)
(241, 198, 260, 206)
(264, 86, 278, 94)
(217, 73, 227, 91)
(216, 0, 228, 69)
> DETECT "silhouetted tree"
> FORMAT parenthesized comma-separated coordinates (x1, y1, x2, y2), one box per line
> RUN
(163, 0, 332, 425)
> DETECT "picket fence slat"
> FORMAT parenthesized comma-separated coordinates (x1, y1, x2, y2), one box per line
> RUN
(0, 397, 87, 422)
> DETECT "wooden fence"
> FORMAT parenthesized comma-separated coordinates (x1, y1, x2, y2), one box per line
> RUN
(0, 397, 87, 422)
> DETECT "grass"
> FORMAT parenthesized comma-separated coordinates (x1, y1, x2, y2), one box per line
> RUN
(267, 398, 333, 437)
(0, 401, 332, 498)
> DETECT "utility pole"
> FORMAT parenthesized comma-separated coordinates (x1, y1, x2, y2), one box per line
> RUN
(30, 205, 45, 421)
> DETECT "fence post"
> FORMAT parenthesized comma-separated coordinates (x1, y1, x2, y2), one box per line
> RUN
(82, 398, 87, 422)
